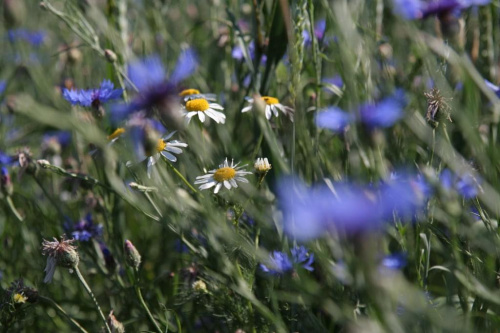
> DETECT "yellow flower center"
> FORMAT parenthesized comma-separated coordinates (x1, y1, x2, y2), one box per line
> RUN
(156, 138, 166, 153)
(262, 96, 279, 105)
(186, 98, 210, 112)
(213, 167, 236, 182)
(107, 127, 125, 141)
(13, 293, 27, 304)
(179, 88, 200, 96)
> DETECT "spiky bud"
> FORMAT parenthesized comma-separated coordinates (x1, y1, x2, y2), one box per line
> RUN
(124, 240, 141, 271)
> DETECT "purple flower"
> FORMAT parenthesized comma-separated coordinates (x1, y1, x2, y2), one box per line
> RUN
(111, 49, 198, 123)
(303, 19, 327, 46)
(439, 168, 481, 199)
(316, 90, 406, 133)
(68, 214, 103, 242)
(260, 246, 314, 275)
(278, 174, 430, 241)
(0, 81, 6, 95)
(381, 253, 407, 270)
(7, 29, 46, 47)
(315, 107, 354, 133)
(232, 41, 267, 65)
(62, 79, 123, 108)
(392, 0, 490, 20)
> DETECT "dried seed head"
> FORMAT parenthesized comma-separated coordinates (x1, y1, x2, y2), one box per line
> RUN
(424, 88, 452, 128)
(41, 236, 79, 283)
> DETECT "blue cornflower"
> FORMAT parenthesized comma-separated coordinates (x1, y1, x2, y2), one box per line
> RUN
(392, 0, 490, 20)
(381, 253, 407, 270)
(0, 81, 6, 95)
(111, 49, 198, 123)
(69, 214, 103, 242)
(260, 246, 314, 275)
(322, 75, 343, 95)
(7, 29, 46, 47)
(439, 168, 481, 199)
(303, 19, 327, 46)
(278, 174, 430, 241)
(0, 151, 13, 165)
(232, 41, 267, 64)
(63, 79, 123, 109)
(316, 89, 406, 133)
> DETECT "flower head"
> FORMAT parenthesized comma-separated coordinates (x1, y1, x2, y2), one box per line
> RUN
(41, 236, 79, 283)
(241, 96, 294, 121)
(254, 157, 272, 174)
(7, 29, 46, 46)
(260, 246, 315, 275)
(195, 158, 252, 194)
(392, 0, 490, 20)
(111, 49, 198, 126)
(439, 168, 481, 199)
(62, 79, 123, 109)
(183, 98, 226, 124)
(68, 214, 103, 242)
(143, 131, 187, 178)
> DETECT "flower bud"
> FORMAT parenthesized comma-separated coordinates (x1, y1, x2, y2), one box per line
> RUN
(104, 49, 118, 63)
(106, 310, 125, 333)
(124, 240, 141, 271)
(192, 280, 207, 293)
(1, 167, 13, 196)
(254, 157, 272, 174)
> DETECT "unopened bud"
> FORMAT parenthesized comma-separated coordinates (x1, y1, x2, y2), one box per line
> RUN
(254, 157, 272, 174)
(106, 310, 125, 333)
(104, 49, 118, 63)
(1, 167, 13, 196)
(192, 280, 207, 293)
(124, 240, 141, 271)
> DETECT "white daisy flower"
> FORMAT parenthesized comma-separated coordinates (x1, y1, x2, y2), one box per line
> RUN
(194, 158, 252, 194)
(145, 131, 187, 178)
(183, 98, 226, 124)
(241, 96, 294, 121)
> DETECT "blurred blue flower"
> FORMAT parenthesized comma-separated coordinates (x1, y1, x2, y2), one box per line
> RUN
(67, 214, 103, 242)
(0, 151, 14, 165)
(260, 246, 314, 275)
(0, 81, 6, 95)
(7, 29, 46, 46)
(392, 0, 490, 20)
(315, 107, 354, 133)
(381, 253, 407, 270)
(303, 19, 327, 46)
(278, 174, 430, 241)
(316, 90, 406, 133)
(112, 49, 198, 123)
(43, 131, 72, 147)
(63, 79, 123, 108)
(439, 168, 481, 199)
(232, 41, 267, 65)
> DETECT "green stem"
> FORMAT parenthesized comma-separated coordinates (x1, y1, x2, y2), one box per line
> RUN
(6, 196, 23, 222)
(134, 272, 163, 333)
(163, 157, 199, 194)
(40, 296, 89, 333)
(74, 266, 111, 333)
(144, 192, 163, 218)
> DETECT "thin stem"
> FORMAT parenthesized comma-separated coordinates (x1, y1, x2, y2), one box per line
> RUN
(144, 192, 163, 218)
(74, 266, 111, 333)
(6, 196, 23, 222)
(134, 272, 163, 333)
(33, 176, 65, 218)
(39, 296, 89, 333)
(163, 157, 199, 194)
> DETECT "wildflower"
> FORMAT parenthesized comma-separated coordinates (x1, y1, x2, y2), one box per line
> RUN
(7, 29, 46, 47)
(41, 236, 79, 283)
(1, 167, 13, 196)
(302, 19, 327, 46)
(179, 88, 217, 103)
(241, 96, 294, 121)
(439, 168, 481, 199)
(107, 310, 125, 333)
(254, 157, 272, 174)
(192, 280, 208, 292)
(194, 158, 252, 194)
(68, 214, 103, 242)
(260, 246, 315, 275)
(144, 131, 187, 178)
(0, 80, 6, 95)
(381, 253, 407, 270)
(12, 293, 27, 304)
(392, 0, 490, 20)
(183, 98, 226, 124)
(315, 89, 406, 133)
(232, 40, 267, 64)
(124, 239, 141, 271)
(62, 79, 123, 108)
(424, 88, 452, 128)
(111, 49, 198, 125)
(100, 242, 116, 272)
(107, 127, 126, 143)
